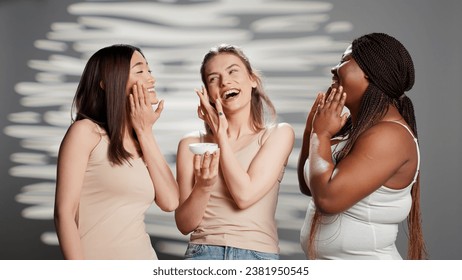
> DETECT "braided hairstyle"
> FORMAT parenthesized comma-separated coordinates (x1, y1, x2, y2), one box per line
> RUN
(309, 33, 427, 259)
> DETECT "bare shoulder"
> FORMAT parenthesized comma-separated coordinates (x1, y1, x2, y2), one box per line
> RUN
(354, 121, 416, 156)
(274, 122, 294, 132)
(61, 119, 101, 149)
(261, 122, 295, 150)
(266, 122, 295, 140)
(68, 119, 100, 137)
(177, 130, 206, 151)
(68, 119, 99, 133)
(361, 121, 413, 141)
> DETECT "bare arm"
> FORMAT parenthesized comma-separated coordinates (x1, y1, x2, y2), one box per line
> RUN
(54, 119, 100, 259)
(196, 91, 294, 209)
(297, 92, 325, 196)
(130, 82, 179, 212)
(217, 119, 294, 209)
(174, 135, 220, 234)
(308, 87, 414, 214)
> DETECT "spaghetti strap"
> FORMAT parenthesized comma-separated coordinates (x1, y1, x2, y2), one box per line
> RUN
(92, 122, 107, 143)
(387, 121, 416, 139)
(387, 121, 420, 184)
(258, 124, 276, 146)
(94, 123, 102, 134)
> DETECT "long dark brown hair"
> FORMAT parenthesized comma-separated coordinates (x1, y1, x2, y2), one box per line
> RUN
(200, 44, 276, 132)
(309, 33, 427, 259)
(72, 44, 143, 165)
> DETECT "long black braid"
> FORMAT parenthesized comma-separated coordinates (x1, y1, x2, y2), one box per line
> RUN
(309, 33, 427, 259)
(336, 33, 417, 160)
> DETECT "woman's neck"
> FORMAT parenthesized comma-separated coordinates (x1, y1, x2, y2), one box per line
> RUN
(225, 109, 255, 141)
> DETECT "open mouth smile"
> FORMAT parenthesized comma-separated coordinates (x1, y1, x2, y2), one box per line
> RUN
(222, 89, 240, 100)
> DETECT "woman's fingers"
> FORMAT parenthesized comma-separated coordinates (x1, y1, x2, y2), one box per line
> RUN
(142, 83, 150, 106)
(195, 88, 212, 113)
(201, 152, 212, 173)
(312, 92, 325, 111)
(132, 81, 151, 109)
(329, 86, 346, 117)
(324, 88, 336, 108)
(132, 83, 140, 109)
(195, 88, 206, 105)
(129, 93, 135, 112)
(337, 89, 347, 115)
(197, 106, 205, 121)
(154, 99, 164, 116)
(215, 99, 225, 118)
(136, 81, 150, 108)
(195, 87, 211, 111)
(193, 149, 220, 187)
(314, 91, 324, 107)
(210, 149, 220, 171)
(195, 86, 223, 135)
(214, 99, 229, 136)
(318, 91, 327, 109)
(322, 86, 346, 112)
(312, 85, 348, 137)
(193, 154, 202, 176)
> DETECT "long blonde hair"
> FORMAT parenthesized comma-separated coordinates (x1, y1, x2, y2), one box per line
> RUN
(199, 44, 276, 133)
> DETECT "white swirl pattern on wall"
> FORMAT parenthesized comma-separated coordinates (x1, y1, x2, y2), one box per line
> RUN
(4, 0, 353, 259)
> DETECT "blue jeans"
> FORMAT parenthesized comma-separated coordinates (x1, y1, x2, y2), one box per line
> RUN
(184, 243, 279, 260)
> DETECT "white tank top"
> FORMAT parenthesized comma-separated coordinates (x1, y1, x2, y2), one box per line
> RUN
(300, 121, 420, 259)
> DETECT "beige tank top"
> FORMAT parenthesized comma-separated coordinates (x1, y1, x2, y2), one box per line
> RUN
(78, 123, 157, 259)
(190, 126, 284, 254)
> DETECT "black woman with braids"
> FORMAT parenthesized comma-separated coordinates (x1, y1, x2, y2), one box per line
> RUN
(297, 33, 427, 259)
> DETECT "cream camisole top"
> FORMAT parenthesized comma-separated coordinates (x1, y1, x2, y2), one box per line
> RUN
(300, 121, 420, 259)
(78, 123, 157, 259)
(190, 126, 285, 254)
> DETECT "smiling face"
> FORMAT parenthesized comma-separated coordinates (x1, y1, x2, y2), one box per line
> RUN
(127, 51, 158, 104)
(330, 44, 369, 108)
(203, 53, 257, 112)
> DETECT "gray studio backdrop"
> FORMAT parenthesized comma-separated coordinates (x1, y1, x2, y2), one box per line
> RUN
(1, 0, 460, 260)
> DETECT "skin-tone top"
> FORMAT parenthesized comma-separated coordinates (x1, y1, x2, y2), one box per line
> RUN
(189, 127, 283, 254)
(78, 124, 157, 260)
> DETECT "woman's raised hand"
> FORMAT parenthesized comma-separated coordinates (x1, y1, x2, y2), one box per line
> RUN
(130, 80, 164, 134)
(312, 86, 349, 138)
(305, 87, 330, 134)
(196, 86, 228, 139)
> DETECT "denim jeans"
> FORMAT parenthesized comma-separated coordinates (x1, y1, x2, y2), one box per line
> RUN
(184, 243, 279, 260)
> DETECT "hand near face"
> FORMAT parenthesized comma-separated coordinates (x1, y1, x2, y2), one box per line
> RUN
(312, 86, 349, 138)
(306, 87, 331, 132)
(196, 86, 228, 139)
(129, 80, 164, 134)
